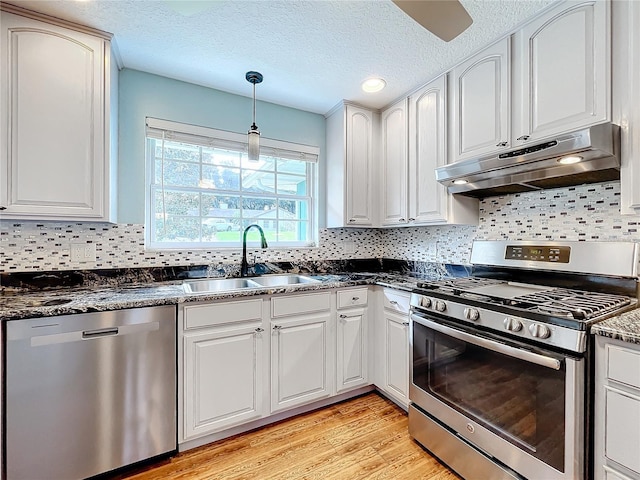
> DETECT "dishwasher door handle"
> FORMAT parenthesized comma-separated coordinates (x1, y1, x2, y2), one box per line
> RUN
(30, 321, 160, 347)
(82, 327, 119, 339)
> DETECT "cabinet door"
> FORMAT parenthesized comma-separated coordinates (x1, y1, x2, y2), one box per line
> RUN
(345, 104, 374, 226)
(0, 12, 108, 220)
(604, 388, 640, 475)
(183, 325, 264, 440)
(617, 0, 640, 215)
(451, 38, 511, 161)
(514, 0, 609, 143)
(380, 100, 409, 226)
(271, 312, 332, 412)
(408, 75, 448, 224)
(336, 308, 368, 393)
(384, 311, 409, 407)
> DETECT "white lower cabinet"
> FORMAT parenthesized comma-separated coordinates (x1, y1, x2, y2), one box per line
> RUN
(178, 285, 421, 449)
(180, 298, 267, 442)
(383, 311, 409, 406)
(336, 288, 369, 393)
(183, 324, 265, 439)
(270, 292, 334, 413)
(375, 288, 411, 409)
(595, 336, 640, 480)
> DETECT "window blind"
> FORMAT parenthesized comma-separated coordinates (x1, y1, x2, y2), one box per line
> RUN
(146, 117, 319, 162)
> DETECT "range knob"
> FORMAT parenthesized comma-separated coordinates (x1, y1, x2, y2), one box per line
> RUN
(504, 317, 523, 332)
(420, 297, 432, 308)
(464, 308, 480, 321)
(435, 300, 447, 312)
(529, 323, 551, 339)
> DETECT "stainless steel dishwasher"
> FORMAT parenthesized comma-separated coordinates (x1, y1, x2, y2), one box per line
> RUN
(5, 305, 177, 480)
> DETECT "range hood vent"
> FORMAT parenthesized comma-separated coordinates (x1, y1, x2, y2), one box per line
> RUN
(435, 123, 620, 198)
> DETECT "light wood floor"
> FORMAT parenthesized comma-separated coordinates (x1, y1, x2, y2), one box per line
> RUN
(121, 392, 459, 480)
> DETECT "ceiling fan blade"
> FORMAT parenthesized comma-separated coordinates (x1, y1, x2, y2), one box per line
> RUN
(392, 0, 473, 42)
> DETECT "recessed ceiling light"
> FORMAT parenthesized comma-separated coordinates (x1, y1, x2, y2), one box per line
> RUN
(558, 155, 583, 165)
(361, 77, 386, 93)
(453, 179, 468, 185)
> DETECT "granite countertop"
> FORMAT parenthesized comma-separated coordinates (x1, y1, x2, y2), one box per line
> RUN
(591, 308, 640, 345)
(0, 272, 423, 322)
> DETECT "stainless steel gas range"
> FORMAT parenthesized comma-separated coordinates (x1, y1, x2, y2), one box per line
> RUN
(408, 240, 639, 480)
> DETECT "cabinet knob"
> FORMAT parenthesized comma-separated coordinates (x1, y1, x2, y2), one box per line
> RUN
(516, 135, 530, 141)
(339, 314, 347, 319)
(352, 296, 359, 301)
(0, 206, 6, 210)
(402, 322, 410, 326)
(399, 218, 406, 222)
(408, 218, 415, 222)
(348, 219, 356, 223)
(255, 327, 264, 333)
(389, 300, 398, 305)
(272, 325, 282, 330)
(496, 141, 508, 147)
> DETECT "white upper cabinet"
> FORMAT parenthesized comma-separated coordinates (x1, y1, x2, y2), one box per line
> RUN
(409, 75, 478, 225)
(409, 76, 448, 224)
(0, 8, 116, 222)
(379, 76, 478, 227)
(450, 38, 511, 161)
(449, 0, 610, 165)
(326, 102, 377, 227)
(615, 0, 640, 215)
(380, 99, 409, 226)
(513, 0, 610, 144)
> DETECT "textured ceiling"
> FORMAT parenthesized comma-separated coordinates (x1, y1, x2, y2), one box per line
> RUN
(7, 0, 558, 114)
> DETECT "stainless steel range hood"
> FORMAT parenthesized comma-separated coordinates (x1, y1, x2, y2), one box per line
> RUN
(435, 123, 620, 197)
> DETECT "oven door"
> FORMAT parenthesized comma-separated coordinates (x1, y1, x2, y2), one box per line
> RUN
(410, 312, 584, 480)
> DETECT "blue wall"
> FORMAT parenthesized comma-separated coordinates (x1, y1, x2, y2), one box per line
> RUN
(118, 69, 326, 224)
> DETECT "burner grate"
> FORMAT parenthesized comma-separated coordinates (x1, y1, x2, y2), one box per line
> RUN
(513, 289, 632, 320)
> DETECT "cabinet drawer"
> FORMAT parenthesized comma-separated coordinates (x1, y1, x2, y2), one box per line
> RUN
(184, 299, 263, 330)
(383, 290, 410, 314)
(271, 292, 331, 318)
(337, 288, 368, 309)
(607, 345, 640, 389)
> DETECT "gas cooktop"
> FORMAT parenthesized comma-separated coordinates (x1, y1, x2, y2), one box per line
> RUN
(416, 277, 634, 323)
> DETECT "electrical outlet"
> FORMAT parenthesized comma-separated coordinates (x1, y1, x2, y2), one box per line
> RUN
(70, 243, 96, 263)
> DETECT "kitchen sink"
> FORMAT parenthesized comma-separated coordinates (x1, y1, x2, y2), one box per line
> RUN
(183, 278, 261, 293)
(250, 274, 320, 287)
(183, 274, 320, 293)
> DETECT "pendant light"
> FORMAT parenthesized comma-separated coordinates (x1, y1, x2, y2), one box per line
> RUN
(246, 71, 263, 162)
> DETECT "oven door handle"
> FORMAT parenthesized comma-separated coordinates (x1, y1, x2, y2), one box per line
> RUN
(411, 315, 562, 371)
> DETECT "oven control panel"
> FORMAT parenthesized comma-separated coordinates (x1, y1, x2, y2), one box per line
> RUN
(505, 245, 570, 263)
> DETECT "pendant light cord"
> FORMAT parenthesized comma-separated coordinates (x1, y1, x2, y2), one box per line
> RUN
(252, 81, 256, 127)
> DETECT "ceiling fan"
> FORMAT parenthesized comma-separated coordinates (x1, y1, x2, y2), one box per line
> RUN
(391, 0, 473, 42)
(165, 0, 473, 43)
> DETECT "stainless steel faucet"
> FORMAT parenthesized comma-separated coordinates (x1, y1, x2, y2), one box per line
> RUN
(241, 224, 268, 277)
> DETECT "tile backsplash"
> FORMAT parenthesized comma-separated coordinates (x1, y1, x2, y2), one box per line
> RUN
(0, 224, 383, 272)
(476, 181, 640, 241)
(2, 181, 640, 273)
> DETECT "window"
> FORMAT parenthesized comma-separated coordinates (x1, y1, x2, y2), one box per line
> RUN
(145, 118, 318, 248)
